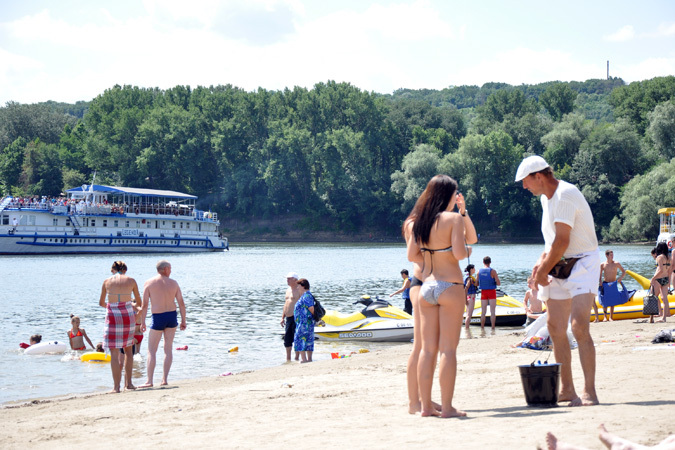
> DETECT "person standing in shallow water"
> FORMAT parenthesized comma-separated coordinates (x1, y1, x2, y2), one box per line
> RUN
(390, 269, 412, 315)
(99, 260, 141, 393)
(516, 155, 600, 407)
(281, 272, 302, 362)
(138, 260, 187, 388)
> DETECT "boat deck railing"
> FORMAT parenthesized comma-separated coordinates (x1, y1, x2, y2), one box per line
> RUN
(3, 201, 219, 224)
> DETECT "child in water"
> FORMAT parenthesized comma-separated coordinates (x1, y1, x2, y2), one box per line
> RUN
(67, 314, 94, 350)
(95, 342, 104, 353)
(19, 334, 42, 349)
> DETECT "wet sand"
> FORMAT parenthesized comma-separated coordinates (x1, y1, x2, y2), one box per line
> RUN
(2, 319, 674, 449)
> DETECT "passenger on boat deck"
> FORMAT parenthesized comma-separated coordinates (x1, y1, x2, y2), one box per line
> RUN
(67, 314, 94, 350)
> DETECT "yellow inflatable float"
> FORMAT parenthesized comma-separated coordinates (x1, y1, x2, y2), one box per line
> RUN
(80, 352, 111, 363)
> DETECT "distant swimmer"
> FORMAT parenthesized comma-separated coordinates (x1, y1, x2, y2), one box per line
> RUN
(139, 260, 186, 388)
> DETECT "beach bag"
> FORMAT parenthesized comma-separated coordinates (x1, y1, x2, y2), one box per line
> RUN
(548, 257, 581, 279)
(642, 288, 660, 316)
(312, 297, 326, 322)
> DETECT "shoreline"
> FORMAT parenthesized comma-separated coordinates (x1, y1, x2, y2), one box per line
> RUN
(2, 319, 674, 449)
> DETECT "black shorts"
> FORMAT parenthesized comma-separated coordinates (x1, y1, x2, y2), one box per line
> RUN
(283, 316, 296, 348)
(404, 298, 413, 315)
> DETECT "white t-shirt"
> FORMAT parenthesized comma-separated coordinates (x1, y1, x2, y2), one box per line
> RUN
(541, 180, 598, 257)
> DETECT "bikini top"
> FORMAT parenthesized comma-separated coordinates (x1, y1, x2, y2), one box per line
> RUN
(69, 330, 82, 339)
(419, 245, 453, 275)
(107, 272, 132, 303)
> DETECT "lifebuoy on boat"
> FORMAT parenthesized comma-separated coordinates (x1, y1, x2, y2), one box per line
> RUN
(669, 240, 673, 250)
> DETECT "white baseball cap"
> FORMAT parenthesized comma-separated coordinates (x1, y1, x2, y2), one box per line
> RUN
(286, 272, 299, 279)
(515, 155, 550, 182)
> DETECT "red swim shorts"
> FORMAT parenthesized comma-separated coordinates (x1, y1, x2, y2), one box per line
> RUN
(481, 289, 497, 300)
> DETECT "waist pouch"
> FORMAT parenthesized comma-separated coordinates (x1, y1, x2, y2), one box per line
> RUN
(549, 257, 581, 279)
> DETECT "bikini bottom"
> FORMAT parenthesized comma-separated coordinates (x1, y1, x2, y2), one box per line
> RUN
(420, 280, 460, 305)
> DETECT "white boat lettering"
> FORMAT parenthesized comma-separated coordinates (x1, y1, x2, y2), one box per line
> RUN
(121, 229, 139, 236)
(339, 332, 373, 338)
(396, 322, 412, 327)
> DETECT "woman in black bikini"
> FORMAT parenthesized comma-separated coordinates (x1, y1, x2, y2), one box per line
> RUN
(409, 175, 477, 418)
(650, 243, 671, 322)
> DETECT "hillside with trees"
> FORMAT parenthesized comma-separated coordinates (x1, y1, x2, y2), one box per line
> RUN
(1, 76, 675, 241)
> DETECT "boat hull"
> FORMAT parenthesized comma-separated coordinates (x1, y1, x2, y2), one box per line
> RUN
(314, 325, 413, 342)
(464, 293, 527, 327)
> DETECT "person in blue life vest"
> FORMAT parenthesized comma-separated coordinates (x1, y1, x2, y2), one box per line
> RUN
(390, 269, 412, 314)
(478, 256, 500, 331)
(463, 264, 479, 328)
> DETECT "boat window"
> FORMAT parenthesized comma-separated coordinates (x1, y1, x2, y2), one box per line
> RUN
(172, 222, 176, 229)
(91, 219, 96, 226)
(125, 221, 130, 227)
(114, 220, 119, 227)
(103, 220, 107, 227)
(53, 218, 58, 226)
(1, 215, 7, 225)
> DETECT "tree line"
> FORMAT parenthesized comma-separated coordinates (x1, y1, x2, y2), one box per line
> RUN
(1, 76, 675, 241)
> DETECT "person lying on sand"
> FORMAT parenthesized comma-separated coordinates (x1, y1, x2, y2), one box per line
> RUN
(543, 423, 675, 450)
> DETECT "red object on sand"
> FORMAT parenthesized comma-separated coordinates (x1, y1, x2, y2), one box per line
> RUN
(176, 345, 188, 350)
(19, 343, 30, 349)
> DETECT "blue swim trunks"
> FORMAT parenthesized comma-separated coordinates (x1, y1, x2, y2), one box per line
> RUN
(151, 310, 178, 331)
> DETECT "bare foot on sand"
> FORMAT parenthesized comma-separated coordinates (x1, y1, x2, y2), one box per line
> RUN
(137, 383, 153, 389)
(440, 407, 467, 418)
(409, 400, 442, 414)
(160, 381, 169, 386)
(109, 389, 121, 394)
(420, 408, 441, 417)
(544, 431, 587, 450)
(125, 384, 136, 391)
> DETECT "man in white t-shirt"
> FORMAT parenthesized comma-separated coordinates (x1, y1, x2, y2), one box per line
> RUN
(516, 155, 600, 407)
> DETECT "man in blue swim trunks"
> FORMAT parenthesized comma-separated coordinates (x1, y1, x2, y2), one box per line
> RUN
(139, 260, 186, 388)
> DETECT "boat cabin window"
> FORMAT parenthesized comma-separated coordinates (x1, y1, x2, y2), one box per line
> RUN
(172, 222, 176, 229)
(91, 219, 96, 226)
(53, 218, 58, 226)
(114, 220, 119, 227)
(125, 220, 130, 227)
(1, 215, 7, 225)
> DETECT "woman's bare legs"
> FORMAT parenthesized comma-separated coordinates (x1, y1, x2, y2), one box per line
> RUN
(464, 295, 476, 328)
(656, 284, 669, 322)
(437, 285, 467, 418)
(417, 295, 441, 417)
(407, 287, 440, 414)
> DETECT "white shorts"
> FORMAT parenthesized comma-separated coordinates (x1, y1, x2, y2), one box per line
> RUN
(539, 250, 601, 301)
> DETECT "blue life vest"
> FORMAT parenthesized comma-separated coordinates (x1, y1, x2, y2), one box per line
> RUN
(478, 267, 496, 290)
(402, 277, 410, 299)
(465, 275, 478, 295)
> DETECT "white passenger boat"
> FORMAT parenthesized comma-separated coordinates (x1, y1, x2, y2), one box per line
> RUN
(0, 184, 228, 254)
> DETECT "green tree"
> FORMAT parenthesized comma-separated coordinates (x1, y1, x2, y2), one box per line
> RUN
(539, 83, 577, 121)
(605, 159, 675, 241)
(610, 76, 675, 133)
(19, 140, 63, 195)
(391, 144, 443, 213)
(646, 100, 675, 160)
(541, 113, 594, 171)
(0, 137, 27, 195)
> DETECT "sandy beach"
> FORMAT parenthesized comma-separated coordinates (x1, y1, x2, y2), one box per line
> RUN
(2, 319, 674, 449)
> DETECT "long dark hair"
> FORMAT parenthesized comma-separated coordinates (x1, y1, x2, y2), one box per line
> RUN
(411, 175, 458, 245)
(655, 242, 669, 257)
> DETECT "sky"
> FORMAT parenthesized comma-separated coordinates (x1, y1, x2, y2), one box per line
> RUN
(0, 0, 674, 105)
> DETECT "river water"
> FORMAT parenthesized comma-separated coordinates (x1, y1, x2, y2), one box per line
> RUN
(0, 243, 656, 404)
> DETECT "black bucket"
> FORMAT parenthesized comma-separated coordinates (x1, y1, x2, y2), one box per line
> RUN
(518, 363, 561, 407)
